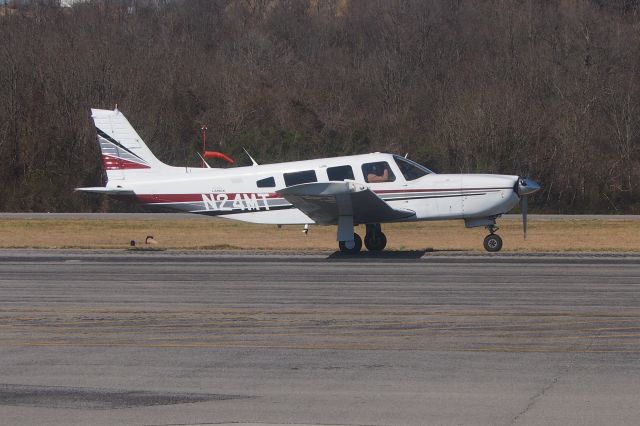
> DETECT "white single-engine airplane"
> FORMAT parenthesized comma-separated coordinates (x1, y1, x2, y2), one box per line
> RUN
(77, 108, 540, 253)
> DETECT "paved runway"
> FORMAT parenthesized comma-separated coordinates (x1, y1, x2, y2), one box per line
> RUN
(0, 250, 639, 425)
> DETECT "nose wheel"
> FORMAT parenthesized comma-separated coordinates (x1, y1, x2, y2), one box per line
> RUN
(483, 226, 503, 252)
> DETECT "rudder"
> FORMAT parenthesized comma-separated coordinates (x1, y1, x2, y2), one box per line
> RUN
(91, 108, 167, 180)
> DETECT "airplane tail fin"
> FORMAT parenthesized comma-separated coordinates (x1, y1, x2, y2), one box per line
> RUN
(91, 108, 168, 180)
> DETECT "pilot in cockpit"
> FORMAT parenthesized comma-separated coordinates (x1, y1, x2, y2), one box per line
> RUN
(366, 163, 390, 183)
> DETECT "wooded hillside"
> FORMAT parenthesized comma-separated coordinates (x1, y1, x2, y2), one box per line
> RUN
(1, 0, 639, 213)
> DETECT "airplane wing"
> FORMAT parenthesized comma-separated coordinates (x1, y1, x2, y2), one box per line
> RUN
(276, 181, 415, 225)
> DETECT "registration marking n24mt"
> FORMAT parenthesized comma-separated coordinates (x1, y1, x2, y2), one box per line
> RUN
(201, 193, 270, 211)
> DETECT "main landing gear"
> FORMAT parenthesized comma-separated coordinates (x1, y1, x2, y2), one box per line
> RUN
(364, 224, 387, 251)
(483, 225, 503, 252)
(338, 224, 387, 254)
(339, 233, 362, 254)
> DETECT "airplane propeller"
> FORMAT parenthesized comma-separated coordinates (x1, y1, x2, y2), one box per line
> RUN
(516, 177, 541, 239)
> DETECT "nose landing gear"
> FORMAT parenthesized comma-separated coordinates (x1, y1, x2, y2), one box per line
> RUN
(483, 225, 503, 252)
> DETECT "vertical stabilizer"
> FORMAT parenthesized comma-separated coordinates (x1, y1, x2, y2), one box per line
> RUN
(91, 108, 167, 180)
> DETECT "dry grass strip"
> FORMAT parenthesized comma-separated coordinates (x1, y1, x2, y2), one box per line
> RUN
(0, 217, 637, 252)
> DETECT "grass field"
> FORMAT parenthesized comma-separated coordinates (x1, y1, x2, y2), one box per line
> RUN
(0, 217, 638, 252)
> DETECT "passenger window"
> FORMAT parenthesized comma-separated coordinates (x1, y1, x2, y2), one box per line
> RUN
(362, 161, 396, 183)
(256, 177, 275, 188)
(327, 165, 355, 181)
(284, 170, 318, 187)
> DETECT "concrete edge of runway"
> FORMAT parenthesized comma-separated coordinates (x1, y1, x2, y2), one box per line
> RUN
(0, 248, 638, 264)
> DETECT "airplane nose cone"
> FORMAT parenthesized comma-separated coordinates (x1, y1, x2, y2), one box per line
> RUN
(517, 178, 541, 196)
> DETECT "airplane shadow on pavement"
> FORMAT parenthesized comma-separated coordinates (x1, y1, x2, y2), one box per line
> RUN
(326, 248, 469, 261)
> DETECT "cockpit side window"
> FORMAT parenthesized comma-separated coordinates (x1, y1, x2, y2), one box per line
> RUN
(362, 161, 396, 183)
(393, 156, 432, 181)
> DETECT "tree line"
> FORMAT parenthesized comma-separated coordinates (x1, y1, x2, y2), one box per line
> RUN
(0, 0, 639, 213)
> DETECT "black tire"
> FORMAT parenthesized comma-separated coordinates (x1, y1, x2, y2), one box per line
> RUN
(483, 234, 503, 252)
(339, 233, 362, 254)
(364, 231, 387, 251)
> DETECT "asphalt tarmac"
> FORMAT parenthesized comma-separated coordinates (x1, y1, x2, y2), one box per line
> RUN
(0, 250, 639, 425)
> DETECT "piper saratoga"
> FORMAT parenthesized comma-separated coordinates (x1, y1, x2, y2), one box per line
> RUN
(77, 108, 540, 253)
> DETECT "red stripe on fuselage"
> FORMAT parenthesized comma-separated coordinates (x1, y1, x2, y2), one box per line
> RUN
(375, 187, 511, 193)
(135, 193, 281, 204)
(133, 188, 509, 205)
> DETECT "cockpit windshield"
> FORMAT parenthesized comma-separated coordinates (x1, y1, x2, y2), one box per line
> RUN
(393, 155, 433, 181)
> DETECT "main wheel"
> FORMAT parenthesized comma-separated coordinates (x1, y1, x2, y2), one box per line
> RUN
(364, 231, 387, 251)
(483, 234, 503, 252)
(339, 233, 362, 254)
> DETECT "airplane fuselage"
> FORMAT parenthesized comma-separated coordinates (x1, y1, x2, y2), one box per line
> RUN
(105, 153, 520, 226)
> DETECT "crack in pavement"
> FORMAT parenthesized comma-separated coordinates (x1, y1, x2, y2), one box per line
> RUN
(508, 331, 598, 425)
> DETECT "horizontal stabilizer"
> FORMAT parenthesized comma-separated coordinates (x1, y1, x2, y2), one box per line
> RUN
(277, 181, 415, 225)
(75, 187, 135, 196)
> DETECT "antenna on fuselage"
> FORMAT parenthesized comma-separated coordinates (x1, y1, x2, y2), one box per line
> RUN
(197, 152, 212, 168)
(243, 147, 259, 166)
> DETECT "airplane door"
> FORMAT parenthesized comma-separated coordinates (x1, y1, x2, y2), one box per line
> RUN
(435, 175, 463, 219)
